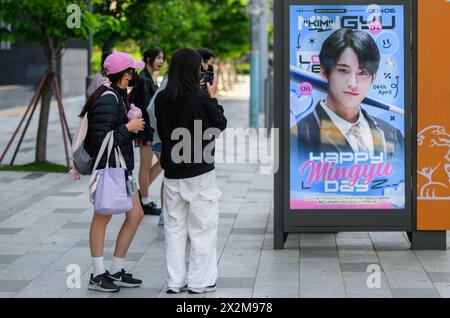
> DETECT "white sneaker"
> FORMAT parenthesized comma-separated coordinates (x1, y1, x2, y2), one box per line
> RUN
(188, 284, 217, 294)
(166, 285, 187, 294)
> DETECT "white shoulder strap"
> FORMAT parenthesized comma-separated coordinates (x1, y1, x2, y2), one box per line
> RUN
(100, 90, 119, 104)
(88, 131, 113, 204)
(91, 131, 114, 173)
(102, 89, 128, 114)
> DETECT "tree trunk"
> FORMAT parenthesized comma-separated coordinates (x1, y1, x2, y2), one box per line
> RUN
(102, 38, 114, 56)
(35, 46, 57, 162)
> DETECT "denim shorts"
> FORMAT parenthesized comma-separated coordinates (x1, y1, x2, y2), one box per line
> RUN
(152, 143, 162, 153)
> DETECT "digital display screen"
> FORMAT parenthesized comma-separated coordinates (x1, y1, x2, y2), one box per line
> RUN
(289, 4, 406, 210)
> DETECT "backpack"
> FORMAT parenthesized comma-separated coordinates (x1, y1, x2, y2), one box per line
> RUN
(72, 90, 119, 175)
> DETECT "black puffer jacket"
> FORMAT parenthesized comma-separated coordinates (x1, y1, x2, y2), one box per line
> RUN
(130, 68, 158, 141)
(85, 85, 135, 172)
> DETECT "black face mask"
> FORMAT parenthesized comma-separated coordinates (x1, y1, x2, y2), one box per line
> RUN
(128, 70, 139, 87)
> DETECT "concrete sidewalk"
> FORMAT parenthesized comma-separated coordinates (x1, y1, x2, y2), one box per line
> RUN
(0, 84, 450, 298)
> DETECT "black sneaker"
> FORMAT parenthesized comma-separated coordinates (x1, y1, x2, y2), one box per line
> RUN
(142, 203, 162, 216)
(107, 269, 142, 288)
(88, 273, 120, 293)
(188, 284, 217, 294)
(166, 285, 188, 294)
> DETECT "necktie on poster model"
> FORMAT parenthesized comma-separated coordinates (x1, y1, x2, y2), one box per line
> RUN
(348, 123, 370, 153)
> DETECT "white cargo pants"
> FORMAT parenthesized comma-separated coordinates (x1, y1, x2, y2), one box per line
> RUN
(163, 170, 222, 289)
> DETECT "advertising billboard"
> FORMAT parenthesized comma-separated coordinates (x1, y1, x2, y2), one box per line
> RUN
(289, 2, 407, 210)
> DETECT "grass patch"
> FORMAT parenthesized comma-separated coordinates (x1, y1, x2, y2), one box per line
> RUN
(0, 161, 68, 173)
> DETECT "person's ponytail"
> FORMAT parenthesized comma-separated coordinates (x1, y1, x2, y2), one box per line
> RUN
(79, 85, 108, 118)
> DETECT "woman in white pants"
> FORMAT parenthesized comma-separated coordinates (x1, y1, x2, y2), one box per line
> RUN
(154, 48, 227, 294)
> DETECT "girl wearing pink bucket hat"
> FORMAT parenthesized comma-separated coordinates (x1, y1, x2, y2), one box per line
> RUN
(78, 52, 146, 292)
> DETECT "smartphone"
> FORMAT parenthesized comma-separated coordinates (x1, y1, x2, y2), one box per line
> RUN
(204, 70, 214, 85)
(201, 70, 214, 87)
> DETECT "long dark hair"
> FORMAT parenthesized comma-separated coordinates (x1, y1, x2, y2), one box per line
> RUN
(143, 47, 163, 68)
(79, 68, 133, 118)
(197, 48, 214, 63)
(165, 48, 202, 101)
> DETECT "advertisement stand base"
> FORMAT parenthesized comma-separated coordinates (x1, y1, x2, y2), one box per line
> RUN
(410, 231, 447, 250)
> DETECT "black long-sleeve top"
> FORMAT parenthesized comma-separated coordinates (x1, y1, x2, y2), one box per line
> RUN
(155, 90, 227, 179)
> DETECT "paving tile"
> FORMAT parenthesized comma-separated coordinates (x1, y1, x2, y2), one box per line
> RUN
(434, 283, 450, 298)
(0, 255, 20, 265)
(300, 233, 337, 249)
(219, 213, 238, 219)
(61, 222, 91, 229)
(218, 266, 258, 278)
(300, 290, 346, 298)
(369, 232, 410, 250)
(0, 228, 22, 235)
(341, 262, 382, 273)
(378, 250, 422, 267)
(50, 192, 83, 197)
(0, 240, 36, 255)
(104, 252, 144, 262)
(0, 280, 31, 292)
(216, 277, 255, 289)
(155, 232, 164, 242)
(108, 287, 161, 298)
(384, 270, 434, 289)
(231, 228, 266, 235)
(343, 272, 393, 297)
(415, 251, 450, 273)
(347, 294, 393, 298)
(252, 282, 299, 298)
(300, 268, 345, 296)
(205, 288, 253, 298)
(391, 288, 440, 298)
(336, 232, 371, 239)
(225, 234, 264, 250)
(52, 208, 85, 214)
(219, 249, 261, 268)
(0, 250, 64, 281)
(0, 206, 55, 228)
(73, 239, 115, 249)
(378, 251, 434, 289)
(258, 249, 299, 265)
(300, 258, 342, 273)
(22, 173, 45, 180)
(336, 238, 374, 250)
(300, 250, 339, 259)
(300, 246, 337, 251)
(338, 250, 379, 264)
(18, 147, 34, 153)
(226, 180, 249, 185)
(427, 272, 450, 283)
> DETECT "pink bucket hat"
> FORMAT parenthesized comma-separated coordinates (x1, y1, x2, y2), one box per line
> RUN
(103, 52, 145, 75)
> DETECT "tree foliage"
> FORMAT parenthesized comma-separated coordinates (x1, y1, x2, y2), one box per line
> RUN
(0, 0, 97, 162)
(0, 0, 251, 163)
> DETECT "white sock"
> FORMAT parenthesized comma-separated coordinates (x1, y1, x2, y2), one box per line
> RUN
(92, 257, 105, 277)
(141, 196, 151, 205)
(110, 256, 125, 275)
